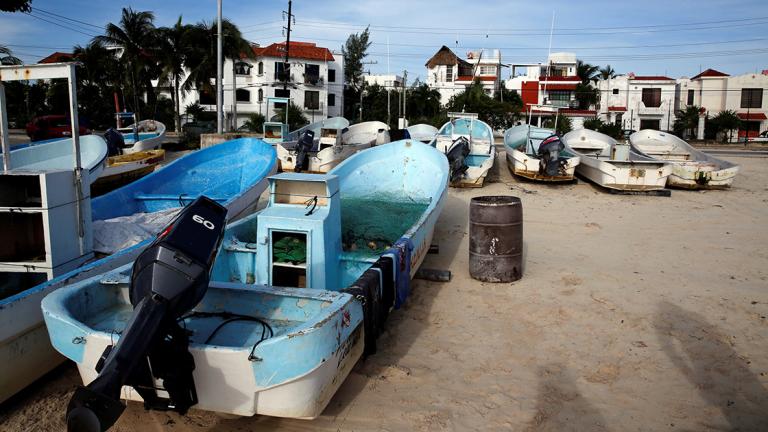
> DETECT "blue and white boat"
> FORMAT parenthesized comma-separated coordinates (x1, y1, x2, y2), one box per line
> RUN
(5, 134, 107, 179)
(430, 114, 496, 187)
(116, 118, 166, 154)
(0, 138, 276, 404)
(42, 139, 448, 419)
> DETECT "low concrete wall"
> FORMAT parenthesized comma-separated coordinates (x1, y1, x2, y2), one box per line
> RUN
(200, 132, 264, 148)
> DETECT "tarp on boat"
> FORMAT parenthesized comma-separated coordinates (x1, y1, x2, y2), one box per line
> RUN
(92, 207, 181, 254)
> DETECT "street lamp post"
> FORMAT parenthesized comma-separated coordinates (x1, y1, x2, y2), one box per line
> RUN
(216, 0, 223, 134)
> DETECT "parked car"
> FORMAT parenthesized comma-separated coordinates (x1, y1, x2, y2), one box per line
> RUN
(747, 130, 768, 143)
(26, 115, 91, 141)
(622, 129, 636, 139)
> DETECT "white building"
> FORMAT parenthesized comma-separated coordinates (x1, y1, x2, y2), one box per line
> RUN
(363, 74, 403, 89)
(425, 46, 503, 106)
(159, 41, 344, 129)
(596, 73, 677, 132)
(506, 52, 595, 129)
(676, 68, 767, 140)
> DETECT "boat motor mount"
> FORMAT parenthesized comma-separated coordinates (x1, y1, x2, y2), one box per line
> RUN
(446, 136, 470, 183)
(294, 130, 316, 172)
(65, 196, 227, 432)
(537, 135, 566, 177)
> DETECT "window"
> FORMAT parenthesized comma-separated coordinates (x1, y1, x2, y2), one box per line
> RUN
(612, 88, 619, 95)
(305, 91, 320, 110)
(234, 61, 252, 76)
(641, 88, 661, 108)
(445, 66, 453, 82)
(328, 69, 336, 82)
(275, 62, 289, 81)
(548, 90, 571, 102)
(741, 88, 763, 108)
(236, 89, 250, 103)
(479, 65, 496, 76)
(640, 119, 660, 130)
(687, 89, 694, 105)
(257, 89, 263, 102)
(328, 93, 335, 107)
(275, 89, 290, 98)
(305, 64, 320, 84)
(257, 61, 263, 75)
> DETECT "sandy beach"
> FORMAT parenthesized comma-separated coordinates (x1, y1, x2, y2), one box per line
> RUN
(2, 151, 767, 431)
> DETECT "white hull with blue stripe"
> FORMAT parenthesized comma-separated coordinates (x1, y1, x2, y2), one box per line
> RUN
(42, 139, 448, 419)
(431, 116, 496, 187)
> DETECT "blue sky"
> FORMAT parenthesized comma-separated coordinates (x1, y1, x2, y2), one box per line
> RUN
(2, 0, 768, 81)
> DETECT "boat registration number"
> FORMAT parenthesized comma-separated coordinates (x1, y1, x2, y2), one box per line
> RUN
(630, 168, 646, 178)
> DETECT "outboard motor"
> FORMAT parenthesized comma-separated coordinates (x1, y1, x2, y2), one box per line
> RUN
(103, 128, 125, 157)
(446, 136, 470, 183)
(294, 129, 315, 173)
(65, 196, 227, 432)
(537, 135, 565, 177)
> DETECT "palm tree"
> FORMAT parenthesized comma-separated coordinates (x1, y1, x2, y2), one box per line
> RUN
(0, 45, 22, 65)
(576, 60, 600, 84)
(599, 65, 616, 80)
(97, 7, 159, 120)
(182, 19, 254, 130)
(711, 109, 741, 142)
(157, 16, 191, 132)
(674, 105, 702, 139)
(73, 41, 121, 128)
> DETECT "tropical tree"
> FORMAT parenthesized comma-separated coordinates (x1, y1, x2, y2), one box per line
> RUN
(0, 0, 31, 12)
(275, 101, 309, 131)
(406, 82, 444, 126)
(342, 27, 371, 119)
(73, 41, 121, 128)
(541, 115, 572, 135)
(583, 117, 604, 131)
(599, 65, 616, 80)
(97, 7, 160, 120)
(242, 113, 265, 132)
(673, 105, 702, 139)
(576, 60, 600, 84)
(182, 18, 253, 118)
(446, 79, 519, 130)
(710, 109, 741, 143)
(0, 45, 22, 65)
(157, 16, 192, 132)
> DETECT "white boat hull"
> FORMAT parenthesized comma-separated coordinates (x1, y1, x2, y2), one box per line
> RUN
(576, 157, 671, 190)
(278, 142, 372, 173)
(629, 129, 740, 189)
(506, 148, 579, 181)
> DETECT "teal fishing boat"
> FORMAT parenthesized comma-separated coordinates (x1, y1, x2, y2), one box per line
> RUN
(42, 139, 448, 424)
(430, 114, 496, 187)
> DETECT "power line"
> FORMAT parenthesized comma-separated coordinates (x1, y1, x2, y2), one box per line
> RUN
(296, 19, 768, 36)
(22, 12, 99, 38)
(298, 15, 768, 32)
(32, 6, 104, 30)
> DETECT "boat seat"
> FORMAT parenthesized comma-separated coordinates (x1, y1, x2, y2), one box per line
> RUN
(133, 193, 227, 203)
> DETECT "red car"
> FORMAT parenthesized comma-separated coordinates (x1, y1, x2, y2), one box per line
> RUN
(26, 115, 91, 141)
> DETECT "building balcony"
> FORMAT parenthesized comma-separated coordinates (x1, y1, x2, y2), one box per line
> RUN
(638, 102, 667, 116)
(304, 74, 324, 86)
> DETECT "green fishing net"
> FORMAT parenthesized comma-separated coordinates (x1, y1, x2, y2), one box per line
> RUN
(273, 236, 307, 263)
(340, 196, 430, 255)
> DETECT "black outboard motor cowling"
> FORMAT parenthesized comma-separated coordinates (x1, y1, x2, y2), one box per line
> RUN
(537, 135, 565, 177)
(446, 136, 471, 183)
(103, 128, 125, 157)
(294, 130, 315, 172)
(66, 196, 227, 432)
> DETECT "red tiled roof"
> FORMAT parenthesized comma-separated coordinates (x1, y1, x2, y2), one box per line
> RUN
(691, 68, 729, 80)
(738, 112, 767, 120)
(630, 75, 674, 81)
(542, 83, 577, 90)
(540, 75, 581, 82)
(455, 76, 497, 82)
(39, 52, 74, 64)
(253, 41, 334, 61)
(608, 106, 627, 111)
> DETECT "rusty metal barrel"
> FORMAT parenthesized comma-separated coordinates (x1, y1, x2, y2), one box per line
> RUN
(469, 196, 523, 282)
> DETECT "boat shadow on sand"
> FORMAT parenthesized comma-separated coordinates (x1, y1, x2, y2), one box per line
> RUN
(655, 301, 768, 431)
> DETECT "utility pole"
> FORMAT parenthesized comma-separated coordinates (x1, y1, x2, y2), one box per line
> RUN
(282, 1, 294, 91)
(402, 70, 407, 126)
(358, 61, 377, 122)
(216, 0, 223, 134)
